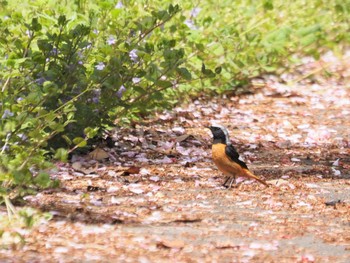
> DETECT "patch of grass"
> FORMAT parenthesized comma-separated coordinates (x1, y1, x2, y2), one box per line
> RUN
(0, 206, 52, 249)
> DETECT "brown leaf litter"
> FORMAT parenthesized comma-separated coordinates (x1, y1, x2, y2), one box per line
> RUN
(1, 51, 350, 262)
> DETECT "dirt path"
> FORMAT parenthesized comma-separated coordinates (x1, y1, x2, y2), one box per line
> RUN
(1, 53, 350, 262)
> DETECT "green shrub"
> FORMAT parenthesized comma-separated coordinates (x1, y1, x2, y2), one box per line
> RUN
(0, 1, 218, 204)
(174, 0, 350, 95)
(0, 206, 52, 248)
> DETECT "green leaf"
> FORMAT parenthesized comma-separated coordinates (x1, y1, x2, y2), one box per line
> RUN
(195, 43, 205, 52)
(61, 135, 72, 145)
(151, 91, 163, 100)
(262, 65, 276, 72)
(153, 10, 169, 21)
(84, 127, 99, 139)
(48, 122, 65, 132)
(37, 39, 53, 52)
(169, 39, 176, 48)
(73, 137, 87, 147)
(58, 15, 67, 26)
(0, 186, 8, 195)
(111, 9, 122, 19)
(201, 64, 216, 77)
(176, 67, 192, 80)
(133, 86, 146, 95)
(168, 4, 175, 14)
(296, 24, 321, 37)
(31, 17, 42, 31)
(155, 80, 173, 88)
(33, 172, 51, 188)
(54, 148, 68, 162)
(263, 0, 274, 10)
(215, 66, 222, 74)
(201, 63, 206, 74)
(300, 35, 317, 46)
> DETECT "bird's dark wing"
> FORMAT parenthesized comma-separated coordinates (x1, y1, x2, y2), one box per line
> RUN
(225, 144, 249, 170)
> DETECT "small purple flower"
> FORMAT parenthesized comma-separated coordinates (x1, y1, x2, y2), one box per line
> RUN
(77, 51, 84, 65)
(129, 49, 138, 62)
(1, 145, 9, 152)
(29, 166, 38, 175)
(95, 62, 105, 70)
(18, 133, 28, 141)
(93, 29, 99, 35)
(35, 77, 46, 85)
(184, 19, 197, 30)
(92, 89, 101, 103)
(132, 77, 141, 84)
(49, 47, 58, 56)
(2, 109, 14, 119)
(191, 7, 201, 18)
(116, 85, 126, 98)
(83, 43, 92, 50)
(17, 97, 24, 103)
(77, 51, 84, 59)
(115, 1, 124, 8)
(107, 36, 116, 45)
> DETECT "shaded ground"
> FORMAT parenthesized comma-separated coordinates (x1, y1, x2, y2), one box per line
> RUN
(1, 52, 350, 262)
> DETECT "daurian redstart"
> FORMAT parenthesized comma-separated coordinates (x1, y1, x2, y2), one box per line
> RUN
(209, 125, 268, 188)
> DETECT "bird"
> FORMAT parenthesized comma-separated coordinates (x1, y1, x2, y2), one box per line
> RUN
(208, 124, 269, 188)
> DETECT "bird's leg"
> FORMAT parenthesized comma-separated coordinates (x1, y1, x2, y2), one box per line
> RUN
(223, 176, 231, 187)
(223, 175, 236, 188)
(228, 176, 236, 188)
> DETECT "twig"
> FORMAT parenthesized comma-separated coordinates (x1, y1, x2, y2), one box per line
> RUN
(1, 77, 10, 92)
(287, 61, 333, 86)
(4, 195, 17, 220)
(0, 133, 11, 155)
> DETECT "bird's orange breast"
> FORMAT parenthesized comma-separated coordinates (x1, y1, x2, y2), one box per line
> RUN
(212, 143, 243, 176)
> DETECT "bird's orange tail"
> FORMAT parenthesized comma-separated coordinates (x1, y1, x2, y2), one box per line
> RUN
(243, 169, 269, 187)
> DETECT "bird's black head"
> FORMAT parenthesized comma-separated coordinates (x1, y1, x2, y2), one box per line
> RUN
(209, 125, 230, 145)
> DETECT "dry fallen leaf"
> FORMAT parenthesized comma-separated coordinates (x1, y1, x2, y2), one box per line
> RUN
(88, 148, 109, 161)
(157, 239, 186, 249)
(71, 161, 97, 174)
(123, 166, 141, 175)
(175, 134, 192, 142)
(267, 179, 293, 187)
(71, 161, 82, 171)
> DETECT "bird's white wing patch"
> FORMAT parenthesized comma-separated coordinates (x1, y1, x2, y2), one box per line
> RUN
(238, 155, 245, 162)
